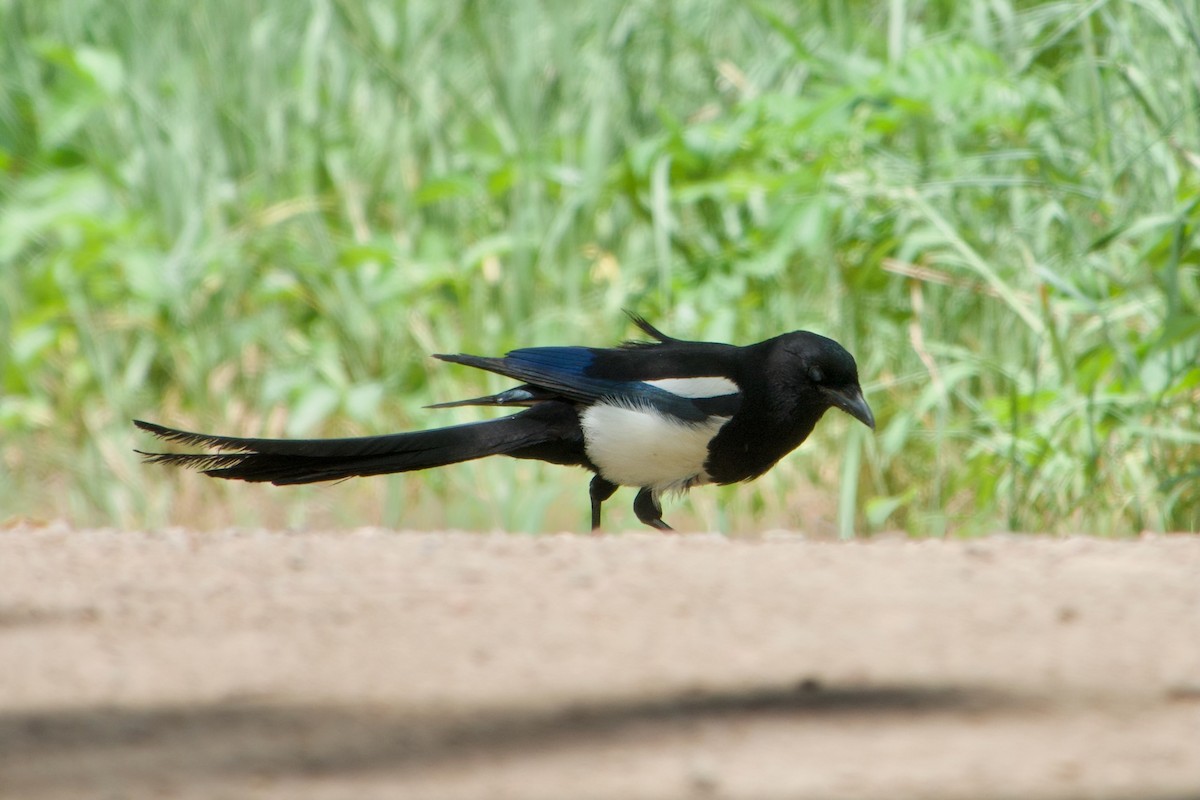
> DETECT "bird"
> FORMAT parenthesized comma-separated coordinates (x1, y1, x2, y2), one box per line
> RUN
(135, 314, 874, 531)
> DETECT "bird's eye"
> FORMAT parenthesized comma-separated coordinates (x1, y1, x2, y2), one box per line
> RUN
(808, 366, 824, 384)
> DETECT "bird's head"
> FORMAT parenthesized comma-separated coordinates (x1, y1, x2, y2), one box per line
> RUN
(768, 332, 875, 430)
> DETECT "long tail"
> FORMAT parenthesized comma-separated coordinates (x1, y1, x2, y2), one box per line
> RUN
(134, 403, 580, 485)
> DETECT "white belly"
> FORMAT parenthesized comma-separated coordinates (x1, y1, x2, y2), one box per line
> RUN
(580, 403, 730, 492)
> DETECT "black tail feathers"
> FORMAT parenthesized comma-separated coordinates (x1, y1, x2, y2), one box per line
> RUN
(134, 402, 584, 485)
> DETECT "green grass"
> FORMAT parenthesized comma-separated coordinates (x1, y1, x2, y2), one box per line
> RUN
(1, 0, 1197, 534)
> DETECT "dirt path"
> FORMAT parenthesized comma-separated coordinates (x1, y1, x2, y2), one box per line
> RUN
(2, 526, 1199, 799)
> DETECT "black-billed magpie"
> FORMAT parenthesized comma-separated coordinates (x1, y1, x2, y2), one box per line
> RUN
(135, 315, 874, 530)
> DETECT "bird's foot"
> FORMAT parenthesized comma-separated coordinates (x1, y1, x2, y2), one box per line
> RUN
(633, 487, 673, 531)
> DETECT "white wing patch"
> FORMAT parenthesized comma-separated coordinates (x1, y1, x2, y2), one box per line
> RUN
(643, 377, 738, 398)
(580, 403, 731, 492)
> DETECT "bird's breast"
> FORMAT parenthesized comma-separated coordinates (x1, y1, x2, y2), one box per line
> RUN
(579, 403, 730, 492)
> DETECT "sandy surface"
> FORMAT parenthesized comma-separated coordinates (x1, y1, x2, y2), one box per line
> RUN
(2, 525, 1199, 800)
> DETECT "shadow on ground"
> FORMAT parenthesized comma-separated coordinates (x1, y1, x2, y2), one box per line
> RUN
(3, 681, 1013, 790)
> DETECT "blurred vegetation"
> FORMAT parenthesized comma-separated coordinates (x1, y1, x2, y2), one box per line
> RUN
(1, 0, 1197, 534)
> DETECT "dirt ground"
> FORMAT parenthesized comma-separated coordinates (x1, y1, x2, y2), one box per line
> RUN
(2, 524, 1199, 800)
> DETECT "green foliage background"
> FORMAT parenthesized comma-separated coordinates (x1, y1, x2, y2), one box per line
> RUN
(2, 0, 1198, 534)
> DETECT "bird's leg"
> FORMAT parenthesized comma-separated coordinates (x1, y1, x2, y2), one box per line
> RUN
(633, 487, 673, 531)
(589, 475, 618, 531)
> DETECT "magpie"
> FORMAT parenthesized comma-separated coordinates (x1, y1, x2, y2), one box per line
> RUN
(135, 315, 874, 530)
